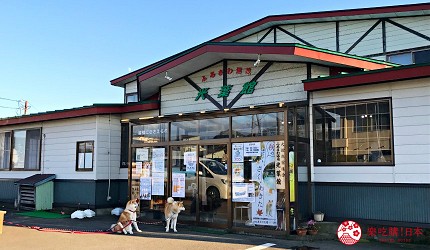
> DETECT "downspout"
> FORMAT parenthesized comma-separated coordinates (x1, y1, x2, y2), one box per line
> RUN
(107, 114, 112, 201)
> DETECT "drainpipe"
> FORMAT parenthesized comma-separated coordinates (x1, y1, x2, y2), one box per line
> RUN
(107, 114, 112, 201)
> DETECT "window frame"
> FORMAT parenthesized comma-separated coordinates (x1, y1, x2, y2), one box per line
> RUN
(313, 98, 394, 166)
(76, 140, 94, 171)
(386, 48, 430, 65)
(125, 93, 138, 103)
(0, 131, 12, 171)
(10, 128, 42, 171)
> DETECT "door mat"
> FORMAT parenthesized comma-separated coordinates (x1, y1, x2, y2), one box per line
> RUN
(16, 211, 69, 219)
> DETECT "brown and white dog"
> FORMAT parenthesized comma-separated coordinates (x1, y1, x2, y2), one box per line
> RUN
(111, 199, 142, 234)
(164, 197, 185, 233)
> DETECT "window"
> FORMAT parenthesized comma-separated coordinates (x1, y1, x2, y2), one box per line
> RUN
(170, 117, 229, 141)
(126, 93, 138, 103)
(76, 141, 94, 171)
(387, 49, 430, 65)
(387, 53, 412, 65)
(0, 132, 11, 170)
(11, 129, 41, 170)
(313, 99, 393, 165)
(414, 50, 430, 64)
(232, 112, 284, 137)
(133, 123, 168, 144)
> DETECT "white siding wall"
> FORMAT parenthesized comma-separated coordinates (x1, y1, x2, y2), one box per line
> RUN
(281, 23, 337, 51)
(339, 20, 383, 56)
(0, 117, 98, 180)
(161, 62, 223, 115)
(238, 28, 274, 43)
(95, 115, 127, 180)
(42, 117, 97, 180)
(387, 16, 430, 52)
(234, 16, 430, 58)
(0, 115, 129, 181)
(161, 61, 310, 114)
(230, 62, 307, 107)
(310, 78, 430, 184)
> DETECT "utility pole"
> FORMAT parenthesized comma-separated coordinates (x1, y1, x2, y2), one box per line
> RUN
(24, 100, 28, 115)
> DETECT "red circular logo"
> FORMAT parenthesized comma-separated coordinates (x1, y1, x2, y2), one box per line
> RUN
(337, 220, 362, 245)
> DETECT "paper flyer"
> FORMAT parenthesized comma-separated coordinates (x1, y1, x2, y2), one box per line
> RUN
(244, 142, 261, 156)
(135, 162, 142, 175)
(232, 143, 244, 162)
(184, 151, 196, 172)
(232, 162, 244, 182)
(232, 182, 255, 202)
(136, 148, 149, 161)
(139, 177, 152, 200)
(151, 172, 165, 196)
(172, 173, 185, 198)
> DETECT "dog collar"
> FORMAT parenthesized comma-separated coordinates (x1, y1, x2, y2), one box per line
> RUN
(126, 209, 136, 213)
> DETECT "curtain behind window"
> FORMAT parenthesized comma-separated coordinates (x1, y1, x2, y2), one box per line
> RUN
(24, 129, 41, 169)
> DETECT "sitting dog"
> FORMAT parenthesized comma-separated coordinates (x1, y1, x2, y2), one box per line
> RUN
(111, 198, 142, 234)
(164, 197, 185, 233)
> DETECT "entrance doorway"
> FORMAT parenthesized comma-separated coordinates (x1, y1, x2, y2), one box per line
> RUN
(170, 144, 228, 227)
(198, 144, 228, 226)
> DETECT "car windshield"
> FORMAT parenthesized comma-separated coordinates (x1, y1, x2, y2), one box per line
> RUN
(201, 160, 227, 175)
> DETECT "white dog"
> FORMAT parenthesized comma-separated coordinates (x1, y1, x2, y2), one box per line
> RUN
(164, 197, 185, 233)
(111, 198, 142, 234)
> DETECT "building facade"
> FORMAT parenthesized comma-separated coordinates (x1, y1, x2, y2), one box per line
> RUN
(1, 3, 429, 234)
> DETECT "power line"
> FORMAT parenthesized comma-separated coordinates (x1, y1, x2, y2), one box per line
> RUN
(0, 105, 18, 109)
(0, 97, 20, 102)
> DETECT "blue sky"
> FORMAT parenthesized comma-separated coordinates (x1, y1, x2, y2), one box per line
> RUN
(0, 1, 424, 118)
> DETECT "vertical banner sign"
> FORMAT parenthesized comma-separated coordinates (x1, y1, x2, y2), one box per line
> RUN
(275, 141, 286, 189)
(140, 177, 152, 200)
(232, 143, 244, 162)
(172, 173, 185, 198)
(289, 151, 295, 202)
(251, 141, 277, 226)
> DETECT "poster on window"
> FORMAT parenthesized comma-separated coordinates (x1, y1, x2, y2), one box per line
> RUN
(152, 148, 165, 173)
(135, 162, 143, 175)
(232, 143, 244, 162)
(142, 161, 151, 177)
(152, 160, 165, 173)
(232, 162, 244, 182)
(232, 182, 255, 202)
(275, 141, 285, 189)
(139, 177, 152, 200)
(244, 142, 261, 156)
(251, 141, 277, 227)
(172, 173, 185, 198)
(152, 148, 165, 161)
(184, 151, 196, 172)
(151, 172, 164, 196)
(136, 148, 149, 161)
